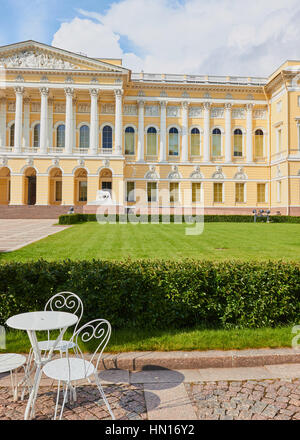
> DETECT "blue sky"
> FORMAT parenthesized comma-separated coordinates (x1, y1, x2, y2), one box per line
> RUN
(0, 0, 300, 76)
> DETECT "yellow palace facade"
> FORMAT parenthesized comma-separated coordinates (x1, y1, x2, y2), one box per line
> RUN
(0, 40, 300, 217)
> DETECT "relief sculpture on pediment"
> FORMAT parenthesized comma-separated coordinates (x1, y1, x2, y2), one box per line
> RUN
(0, 50, 80, 70)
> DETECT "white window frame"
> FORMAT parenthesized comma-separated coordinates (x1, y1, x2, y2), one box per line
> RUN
(145, 125, 159, 157)
(190, 126, 202, 157)
(211, 126, 224, 158)
(167, 125, 181, 157)
(124, 124, 136, 156)
(169, 181, 180, 204)
(147, 181, 158, 203)
(126, 181, 136, 202)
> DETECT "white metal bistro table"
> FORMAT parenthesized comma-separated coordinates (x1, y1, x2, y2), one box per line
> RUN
(6, 311, 78, 420)
(0, 353, 27, 401)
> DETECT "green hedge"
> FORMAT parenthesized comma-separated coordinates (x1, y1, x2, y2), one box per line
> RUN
(58, 213, 300, 225)
(1, 260, 299, 330)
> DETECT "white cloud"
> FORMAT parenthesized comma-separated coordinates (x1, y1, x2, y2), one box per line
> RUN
(52, 0, 300, 76)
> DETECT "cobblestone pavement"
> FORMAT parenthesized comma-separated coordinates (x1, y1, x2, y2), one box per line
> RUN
(0, 384, 147, 421)
(1, 374, 300, 420)
(185, 379, 300, 420)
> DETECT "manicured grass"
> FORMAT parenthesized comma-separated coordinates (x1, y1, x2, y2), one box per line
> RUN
(1, 222, 300, 262)
(0, 326, 294, 353)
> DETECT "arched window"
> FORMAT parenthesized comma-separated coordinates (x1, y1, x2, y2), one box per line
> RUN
(56, 125, 65, 149)
(33, 124, 40, 148)
(169, 127, 179, 156)
(10, 123, 15, 147)
(212, 128, 221, 157)
(191, 128, 200, 156)
(255, 129, 264, 157)
(80, 125, 89, 149)
(234, 129, 243, 157)
(125, 127, 135, 155)
(146, 127, 157, 156)
(102, 125, 112, 150)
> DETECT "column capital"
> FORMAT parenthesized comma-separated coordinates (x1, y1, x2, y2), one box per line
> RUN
(114, 89, 123, 97)
(246, 103, 254, 112)
(64, 87, 74, 97)
(23, 97, 31, 105)
(0, 96, 7, 104)
(224, 103, 232, 111)
(90, 88, 99, 97)
(159, 100, 168, 108)
(137, 99, 145, 107)
(14, 86, 24, 95)
(39, 87, 49, 96)
(181, 101, 189, 110)
(203, 101, 211, 111)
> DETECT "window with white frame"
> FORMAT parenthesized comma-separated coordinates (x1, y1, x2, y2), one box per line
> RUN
(168, 127, 179, 156)
(9, 123, 15, 147)
(192, 182, 201, 203)
(235, 183, 245, 203)
(257, 183, 266, 203)
(102, 125, 112, 149)
(56, 125, 65, 149)
(79, 125, 89, 149)
(277, 181, 282, 203)
(146, 127, 157, 156)
(126, 181, 135, 202)
(191, 128, 200, 156)
(213, 182, 223, 203)
(147, 182, 157, 202)
(33, 124, 40, 148)
(125, 127, 135, 155)
(277, 128, 282, 152)
(233, 129, 243, 157)
(170, 182, 179, 203)
(212, 128, 221, 157)
(254, 130, 264, 158)
(55, 181, 62, 202)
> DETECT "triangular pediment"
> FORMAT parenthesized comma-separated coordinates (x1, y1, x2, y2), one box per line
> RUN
(0, 40, 129, 74)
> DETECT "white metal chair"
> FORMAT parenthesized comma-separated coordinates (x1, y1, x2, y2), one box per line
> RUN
(0, 353, 32, 401)
(23, 292, 83, 399)
(42, 319, 115, 420)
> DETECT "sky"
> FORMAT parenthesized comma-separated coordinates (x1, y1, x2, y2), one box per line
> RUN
(0, 0, 300, 77)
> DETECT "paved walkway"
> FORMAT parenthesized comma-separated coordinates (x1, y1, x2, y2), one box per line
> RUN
(0, 364, 300, 420)
(0, 219, 69, 252)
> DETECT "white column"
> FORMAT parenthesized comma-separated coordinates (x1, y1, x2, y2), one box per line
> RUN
(89, 89, 99, 155)
(114, 89, 123, 155)
(159, 101, 167, 162)
(65, 87, 74, 154)
(47, 98, 53, 150)
(203, 102, 211, 162)
(39, 87, 49, 154)
(14, 86, 24, 153)
(137, 100, 144, 161)
(181, 101, 189, 162)
(225, 103, 232, 163)
(0, 98, 6, 148)
(72, 99, 77, 150)
(23, 97, 30, 149)
(246, 104, 253, 162)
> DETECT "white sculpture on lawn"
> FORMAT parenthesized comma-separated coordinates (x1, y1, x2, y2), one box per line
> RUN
(88, 190, 116, 205)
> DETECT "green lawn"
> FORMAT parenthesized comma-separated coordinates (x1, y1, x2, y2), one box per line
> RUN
(1, 326, 294, 354)
(1, 222, 300, 262)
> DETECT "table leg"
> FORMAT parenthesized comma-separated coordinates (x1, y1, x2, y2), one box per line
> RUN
(24, 365, 41, 420)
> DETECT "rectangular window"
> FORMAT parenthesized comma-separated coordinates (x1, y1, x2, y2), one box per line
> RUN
(126, 181, 135, 202)
(277, 181, 281, 203)
(277, 129, 282, 152)
(55, 181, 62, 202)
(147, 182, 157, 202)
(212, 134, 221, 157)
(213, 183, 223, 203)
(234, 134, 243, 157)
(257, 183, 266, 203)
(78, 181, 87, 202)
(125, 131, 135, 155)
(192, 183, 201, 203)
(170, 182, 179, 203)
(235, 183, 245, 203)
(147, 132, 157, 156)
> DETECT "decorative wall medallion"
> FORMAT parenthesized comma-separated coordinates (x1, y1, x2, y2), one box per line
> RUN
(168, 165, 181, 180)
(226, 93, 233, 99)
(167, 106, 180, 117)
(145, 165, 159, 179)
(15, 75, 24, 82)
(145, 105, 159, 117)
(182, 91, 190, 99)
(40, 75, 48, 83)
(65, 76, 74, 84)
(189, 107, 203, 118)
(124, 105, 138, 116)
(277, 166, 282, 178)
(190, 165, 203, 179)
(212, 166, 224, 179)
(0, 50, 80, 70)
(101, 104, 115, 114)
(103, 159, 110, 168)
(78, 159, 85, 167)
(52, 158, 60, 167)
(234, 167, 247, 180)
(160, 90, 168, 97)
(26, 157, 34, 167)
(90, 78, 99, 84)
(203, 92, 211, 99)
(138, 90, 146, 97)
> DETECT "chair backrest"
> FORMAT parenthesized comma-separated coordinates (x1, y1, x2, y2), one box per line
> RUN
(68, 319, 111, 378)
(45, 291, 83, 334)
